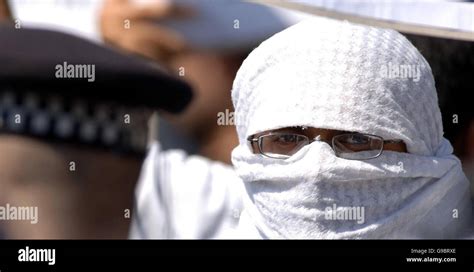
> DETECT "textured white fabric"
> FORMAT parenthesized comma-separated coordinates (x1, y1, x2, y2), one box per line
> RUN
(130, 142, 245, 239)
(231, 18, 472, 239)
(233, 17, 442, 155)
(233, 141, 472, 238)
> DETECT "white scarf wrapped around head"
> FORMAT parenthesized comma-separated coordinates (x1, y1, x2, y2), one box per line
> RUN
(231, 18, 472, 239)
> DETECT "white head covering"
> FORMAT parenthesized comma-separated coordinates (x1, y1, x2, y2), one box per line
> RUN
(231, 18, 472, 239)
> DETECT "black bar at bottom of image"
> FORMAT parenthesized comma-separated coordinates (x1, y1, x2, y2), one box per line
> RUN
(0, 240, 472, 271)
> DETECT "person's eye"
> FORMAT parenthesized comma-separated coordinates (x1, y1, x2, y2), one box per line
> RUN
(275, 134, 298, 145)
(347, 135, 369, 144)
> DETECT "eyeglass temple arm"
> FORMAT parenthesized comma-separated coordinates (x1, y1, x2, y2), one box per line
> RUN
(247, 136, 258, 142)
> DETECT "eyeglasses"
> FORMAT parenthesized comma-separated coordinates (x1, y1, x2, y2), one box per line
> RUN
(247, 131, 404, 160)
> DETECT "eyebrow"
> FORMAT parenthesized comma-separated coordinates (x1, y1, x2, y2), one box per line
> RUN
(252, 127, 305, 136)
(254, 127, 345, 136)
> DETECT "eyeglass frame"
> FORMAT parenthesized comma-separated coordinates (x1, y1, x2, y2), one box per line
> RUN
(247, 131, 404, 160)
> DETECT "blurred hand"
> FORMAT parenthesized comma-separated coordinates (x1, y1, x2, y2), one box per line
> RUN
(0, 0, 12, 21)
(100, 0, 194, 63)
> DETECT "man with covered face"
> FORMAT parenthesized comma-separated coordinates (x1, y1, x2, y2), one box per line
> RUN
(134, 17, 473, 239)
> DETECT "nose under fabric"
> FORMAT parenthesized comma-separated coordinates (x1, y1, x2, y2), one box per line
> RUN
(230, 18, 472, 239)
